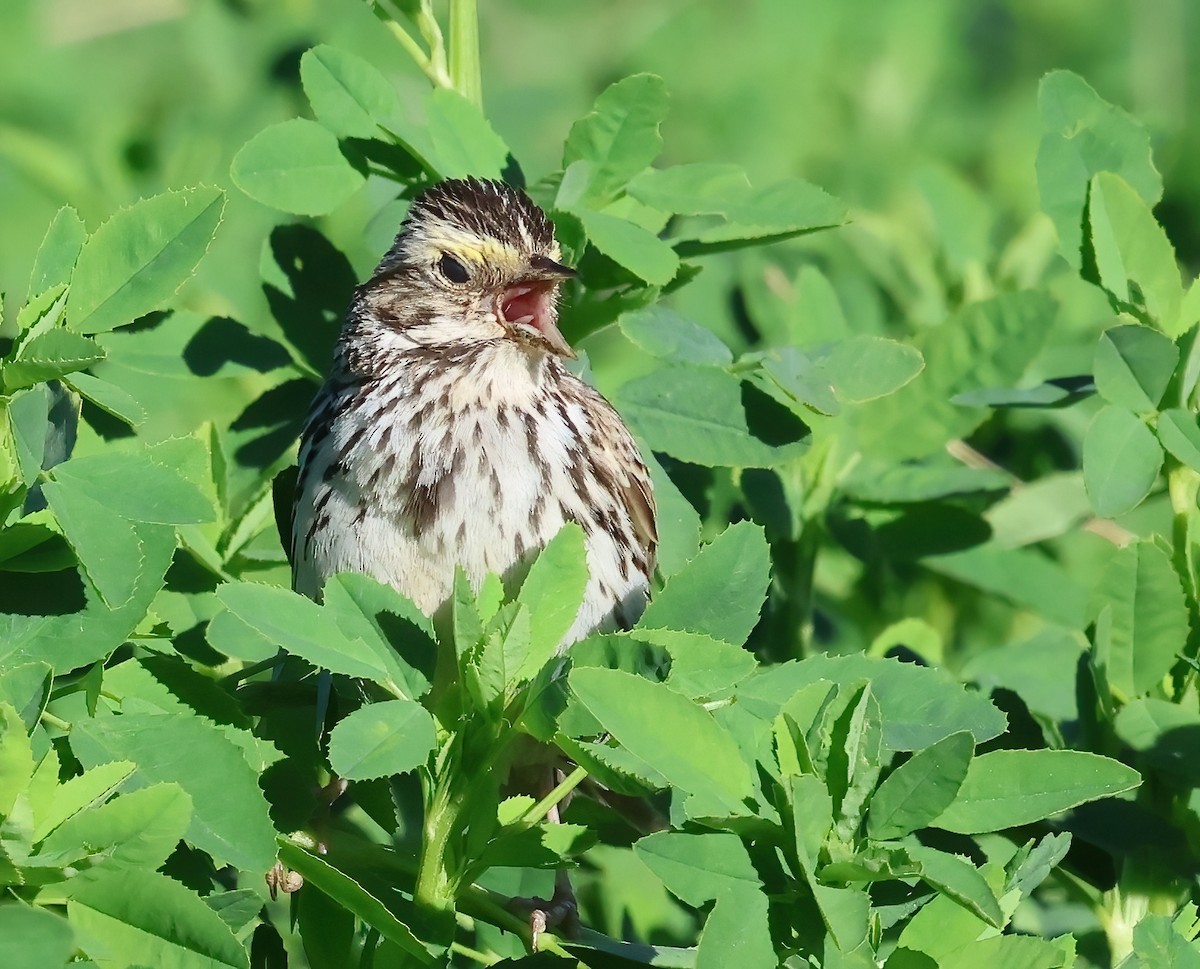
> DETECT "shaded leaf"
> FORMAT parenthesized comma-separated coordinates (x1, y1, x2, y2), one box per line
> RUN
(616, 366, 806, 468)
(71, 713, 277, 872)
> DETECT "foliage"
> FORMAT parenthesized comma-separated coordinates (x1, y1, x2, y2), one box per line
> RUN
(2, 1, 1200, 967)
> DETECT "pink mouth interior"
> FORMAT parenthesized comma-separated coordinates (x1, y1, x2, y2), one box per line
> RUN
(501, 283, 553, 335)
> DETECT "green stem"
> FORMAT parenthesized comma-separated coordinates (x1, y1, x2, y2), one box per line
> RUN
(414, 779, 458, 916)
(1167, 462, 1200, 694)
(39, 709, 70, 732)
(519, 765, 588, 826)
(375, 0, 452, 89)
(448, 0, 482, 107)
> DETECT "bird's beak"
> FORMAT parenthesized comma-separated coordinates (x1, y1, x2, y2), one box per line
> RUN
(497, 256, 578, 359)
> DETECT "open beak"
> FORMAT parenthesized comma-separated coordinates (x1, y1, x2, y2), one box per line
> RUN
(497, 256, 577, 358)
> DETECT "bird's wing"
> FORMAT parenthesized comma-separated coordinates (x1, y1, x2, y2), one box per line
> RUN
(580, 384, 658, 570)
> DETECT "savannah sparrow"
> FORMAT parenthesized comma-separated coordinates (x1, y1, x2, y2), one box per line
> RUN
(292, 176, 657, 652)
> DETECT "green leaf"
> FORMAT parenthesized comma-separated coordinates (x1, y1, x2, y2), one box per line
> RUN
(67, 186, 226, 333)
(1114, 697, 1200, 785)
(673, 177, 847, 256)
(983, 472, 1091, 549)
(855, 292, 1054, 460)
(634, 831, 760, 906)
(0, 701, 34, 817)
(926, 543, 1088, 629)
(649, 629, 757, 699)
(576, 208, 679, 286)
(1094, 540, 1190, 698)
(38, 783, 192, 872)
(29, 204, 87, 297)
(0, 517, 176, 673)
(1006, 833, 1073, 898)
(819, 335, 925, 404)
(906, 845, 1003, 928)
(962, 630, 1085, 723)
(811, 883, 872, 953)
(1037, 70, 1161, 268)
(326, 699, 436, 781)
(65, 372, 146, 427)
(14, 284, 68, 341)
(277, 842, 439, 965)
(67, 868, 248, 969)
(321, 572, 436, 700)
(0, 520, 175, 673)
(789, 773, 833, 874)
(564, 74, 669, 204)
(933, 749, 1141, 834)
(0, 905, 74, 969)
(425, 88, 510, 179)
(618, 306, 733, 367)
(640, 521, 770, 647)
(868, 731, 973, 841)
(829, 684, 883, 842)
(231, 119, 364, 216)
(297, 874, 355, 969)
(0, 662, 52, 731)
(627, 163, 751, 216)
(29, 759, 135, 842)
(71, 713, 277, 872)
(1083, 405, 1162, 517)
(213, 582, 397, 687)
(1158, 409, 1200, 472)
(757, 347, 839, 416)
(300, 44, 400, 139)
(464, 601, 530, 712)
(695, 888, 775, 969)
(1089, 173, 1184, 333)
(42, 480, 143, 608)
(740, 654, 1006, 753)
(50, 449, 215, 524)
(916, 163, 993, 270)
(569, 667, 752, 813)
(1182, 277, 1200, 335)
(3, 328, 105, 392)
(615, 365, 806, 468)
(1132, 914, 1200, 969)
(204, 891, 265, 935)
(203, 610, 277, 664)
(515, 523, 589, 677)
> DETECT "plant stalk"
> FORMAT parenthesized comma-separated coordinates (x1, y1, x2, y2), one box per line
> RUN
(520, 765, 588, 826)
(414, 777, 458, 923)
(448, 0, 483, 107)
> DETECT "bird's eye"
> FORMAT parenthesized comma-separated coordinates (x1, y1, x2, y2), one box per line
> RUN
(438, 253, 471, 284)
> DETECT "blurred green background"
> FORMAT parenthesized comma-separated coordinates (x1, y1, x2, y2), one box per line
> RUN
(3, 0, 1196, 331)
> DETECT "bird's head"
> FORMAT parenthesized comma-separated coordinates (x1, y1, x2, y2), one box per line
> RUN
(366, 177, 577, 358)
